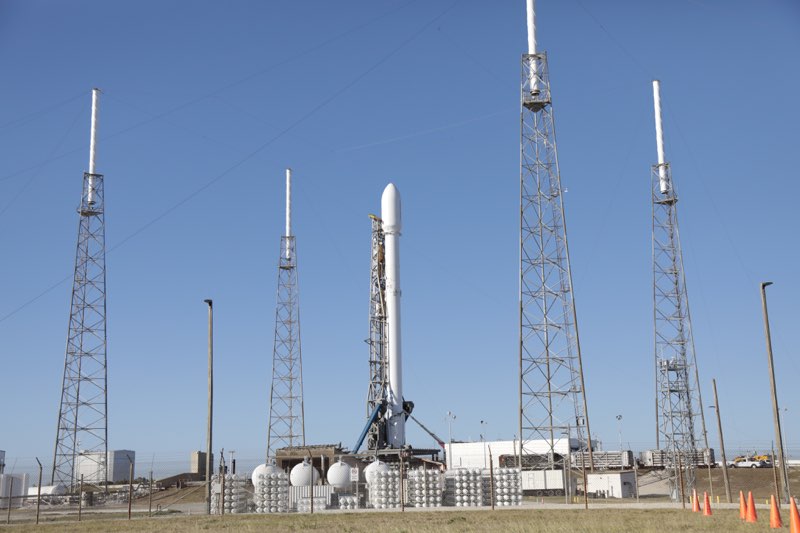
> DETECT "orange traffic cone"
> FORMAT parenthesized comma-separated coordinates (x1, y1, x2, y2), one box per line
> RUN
(692, 488, 700, 512)
(740, 491, 747, 520)
(703, 491, 712, 516)
(790, 497, 800, 533)
(746, 491, 758, 523)
(770, 495, 783, 529)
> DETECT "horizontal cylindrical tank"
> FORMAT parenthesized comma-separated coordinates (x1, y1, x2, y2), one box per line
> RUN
(289, 461, 320, 487)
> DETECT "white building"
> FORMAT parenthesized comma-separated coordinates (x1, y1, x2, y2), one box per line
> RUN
(76, 450, 135, 484)
(586, 471, 637, 498)
(446, 439, 582, 470)
(0, 473, 29, 509)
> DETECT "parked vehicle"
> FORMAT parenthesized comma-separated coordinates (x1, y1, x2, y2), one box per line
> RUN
(733, 458, 767, 468)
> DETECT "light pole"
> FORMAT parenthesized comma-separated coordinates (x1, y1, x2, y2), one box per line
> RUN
(616, 415, 623, 451)
(446, 411, 456, 468)
(760, 282, 790, 504)
(204, 298, 214, 515)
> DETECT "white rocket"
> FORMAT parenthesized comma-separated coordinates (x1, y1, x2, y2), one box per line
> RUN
(381, 183, 405, 448)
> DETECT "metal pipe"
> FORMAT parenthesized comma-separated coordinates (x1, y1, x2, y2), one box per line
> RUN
(35, 458, 42, 525)
(148, 470, 153, 517)
(78, 475, 83, 522)
(525, 0, 536, 54)
(760, 282, 790, 504)
(6, 477, 12, 524)
(285, 168, 292, 259)
(651, 80, 669, 194)
(712, 379, 732, 503)
(88, 88, 100, 205)
(128, 461, 133, 520)
(204, 299, 214, 514)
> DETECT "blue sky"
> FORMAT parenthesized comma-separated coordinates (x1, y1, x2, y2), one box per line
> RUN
(1, 0, 798, 477)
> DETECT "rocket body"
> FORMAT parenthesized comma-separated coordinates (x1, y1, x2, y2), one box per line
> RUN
(381, 183, 405, 448)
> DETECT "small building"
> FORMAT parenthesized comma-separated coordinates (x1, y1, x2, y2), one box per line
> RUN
(190, 451, 213, 476)
(586, 471, 637, 499)
(445, 439, 584, 470)
(0, 473, 29, 509)
(76, 450, 135, 484)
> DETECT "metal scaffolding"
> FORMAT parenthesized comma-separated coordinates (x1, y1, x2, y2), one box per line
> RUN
(518, 51, 593, 471)
(267, 233, 306, 460)
(366, 214, 388, 451)
(52, 169, 108, 490)
(652, 162, 703, 498)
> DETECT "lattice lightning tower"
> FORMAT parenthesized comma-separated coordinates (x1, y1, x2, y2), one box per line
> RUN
(518, 0, 594, 472)
(651, 80, 705, 499)
(365, 214, 388, 451)
(52, 89, 108, 490)
(267, 168, 305, 460)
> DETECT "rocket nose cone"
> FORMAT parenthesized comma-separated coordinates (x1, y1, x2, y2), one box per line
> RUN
(381, 183, 402, 233)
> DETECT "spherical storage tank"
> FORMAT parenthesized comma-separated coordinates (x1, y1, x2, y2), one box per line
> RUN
(251, 462, 282, 486)
(289, 461, 320, 487)
(326, 461, 352, 488)
(363, 459, 389, 485)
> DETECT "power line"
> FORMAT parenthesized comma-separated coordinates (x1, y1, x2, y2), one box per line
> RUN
(0, 0, 458, 326)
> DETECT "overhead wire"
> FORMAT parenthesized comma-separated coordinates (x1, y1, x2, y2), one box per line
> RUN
(0, 100, 86, 219)
(0, 0, 459, 325)
(0, 0, 421, 184)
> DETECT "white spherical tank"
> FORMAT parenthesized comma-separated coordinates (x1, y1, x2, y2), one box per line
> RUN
(326, 461, 352, 488)
(364, 460, 390, 485)
(251, 463, 282, 487)
(289, 461, 320, 487)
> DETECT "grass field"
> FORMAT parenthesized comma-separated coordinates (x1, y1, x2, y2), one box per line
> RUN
(0, 507, 781, 533)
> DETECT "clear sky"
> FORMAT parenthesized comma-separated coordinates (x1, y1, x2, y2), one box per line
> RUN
(1, 0, 798, 478)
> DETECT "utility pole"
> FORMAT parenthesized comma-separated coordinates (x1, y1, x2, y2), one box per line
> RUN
(711, 379, 731, 503)
(760, 282, 790, 504)
(204, 299, 214, 514)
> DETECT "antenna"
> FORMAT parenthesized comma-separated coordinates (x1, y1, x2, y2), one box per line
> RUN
(285, 168, 292, 258)
(526, 0, 537, 54)
(652, 80, 669, 194)
(87, 88, 100, 205)
(525, 0, 539, 93)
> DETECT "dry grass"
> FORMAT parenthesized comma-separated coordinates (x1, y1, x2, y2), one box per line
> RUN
(0, 508, 775, 533)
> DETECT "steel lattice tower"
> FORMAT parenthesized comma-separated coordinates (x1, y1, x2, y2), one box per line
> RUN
(365, 214, 388, 451)
(651, 80, 705, 499)
(52, 89, 108, 490)
(266, 168, 305, 460)
(518, 1, 593, 473)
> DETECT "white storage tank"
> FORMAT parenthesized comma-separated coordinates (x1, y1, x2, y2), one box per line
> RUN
(289, 461, 320, 487)
(251, 462, 282, 486)
(27, 484, 67, 497)
(364, 460, 389, 485)
(326, 461, 352, 488)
